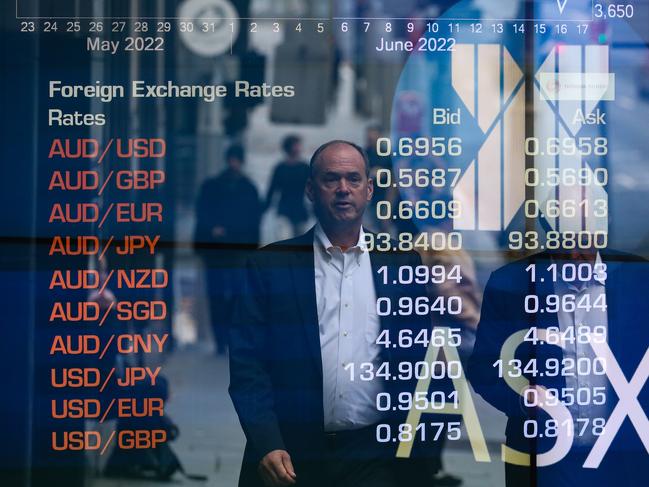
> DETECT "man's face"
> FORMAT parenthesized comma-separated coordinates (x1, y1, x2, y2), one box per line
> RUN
(306, 144, 373, 228)
(289, 141, 302, 159)
(227, 157, 243, 172)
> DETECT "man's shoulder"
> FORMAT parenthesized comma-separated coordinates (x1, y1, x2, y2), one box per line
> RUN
(247, 229, 314, 265)
(261, 235, 312, 252)
(199, 174, 219, 190)
(482, 253, 544, 295)
(264, 227, 314, 249)
(240, 175, 259, 194)
(200, 172, 230, 191)
(491, 254, 534, 277)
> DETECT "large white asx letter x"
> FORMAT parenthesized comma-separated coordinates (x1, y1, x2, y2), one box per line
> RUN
(585, 341, 649, 468)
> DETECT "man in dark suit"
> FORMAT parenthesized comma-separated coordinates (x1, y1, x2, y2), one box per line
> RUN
(229, 141, 433, 487)
(468, 249, 649, 487)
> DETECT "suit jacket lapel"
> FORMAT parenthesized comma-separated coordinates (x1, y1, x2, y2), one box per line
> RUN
(289, 228, 323, 378)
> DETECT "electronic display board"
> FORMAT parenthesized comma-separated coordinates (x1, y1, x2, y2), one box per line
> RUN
(1, 1, 649, 486)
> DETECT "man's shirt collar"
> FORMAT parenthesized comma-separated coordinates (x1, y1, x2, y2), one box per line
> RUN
(314, 223, 367, 264)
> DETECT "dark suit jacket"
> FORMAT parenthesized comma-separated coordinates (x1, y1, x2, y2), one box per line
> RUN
(229, 228, 432, 487)
(468, 250, 649, 485)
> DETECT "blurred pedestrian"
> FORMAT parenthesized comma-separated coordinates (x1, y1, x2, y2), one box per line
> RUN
(194, 144, 262, 355)
(264, 135, 311, 237)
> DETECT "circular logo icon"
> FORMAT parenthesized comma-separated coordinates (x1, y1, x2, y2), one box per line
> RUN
(177, 0, 239, 57)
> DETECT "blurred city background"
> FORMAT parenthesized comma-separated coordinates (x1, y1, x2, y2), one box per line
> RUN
(2, 0, 649, 486)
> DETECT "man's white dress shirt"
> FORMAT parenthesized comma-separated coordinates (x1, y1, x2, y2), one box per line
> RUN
(313, 224, 385, 432)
